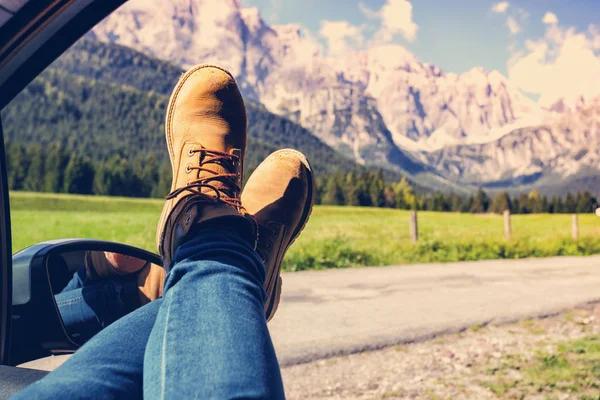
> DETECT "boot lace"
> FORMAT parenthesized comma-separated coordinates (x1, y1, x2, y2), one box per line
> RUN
(166, 148, 241, 208)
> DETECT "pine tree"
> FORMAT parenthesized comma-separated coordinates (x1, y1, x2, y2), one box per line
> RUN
(517, 193, 530, 214)
(133, 155, 159, 198)
(43, 144, 67, 193)
(470, 188, 490, 213)
(432, 192, 450, 211)
(449, 194, 464, 213)
(383, 187, 395, 208)
(576, 190, 595, 213)
(528, 190, 544, 213)
(63, 154, 95, 194)
(554, 196, 564, 213)
(541, 195, 549, 213)
(343, 171, 360, 206)
(565, 193, 576, 213)
(548, 196, 558, 213)
(356, 171, 371, 206)
(461, 195, 474, 213)
(391, 177, 415, 210)
(490, 192, 512, 214)
(152, 162, 172, 199)
(94, 155, 135, 197)
(368, 170, 385, 207)
(23, 144, 45, 192)
(322, 175, 344, 205)
(391, 181, 406, 209)
(8, 143, 30, 190)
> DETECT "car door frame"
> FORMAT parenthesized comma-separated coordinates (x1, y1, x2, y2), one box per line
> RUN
(0, 116, 11, 365)
(0, 0, 128, 364)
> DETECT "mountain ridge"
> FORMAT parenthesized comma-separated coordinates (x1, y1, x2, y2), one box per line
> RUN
(90, 0, 539, 169)
(3, 37, 473, 194)
(82, 0, 600, 193)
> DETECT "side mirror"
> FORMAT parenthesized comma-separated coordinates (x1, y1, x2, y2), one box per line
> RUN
(10, 239, 163, 366)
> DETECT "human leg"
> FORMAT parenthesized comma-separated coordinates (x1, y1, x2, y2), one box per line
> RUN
(144, 229, 284, 399)
(12, 299, 161, 400)
(56, 274, 141, 342)
(145, 64, 314, 399)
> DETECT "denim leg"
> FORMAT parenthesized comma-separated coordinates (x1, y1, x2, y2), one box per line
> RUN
(11, 299, 161, 400)
(61, 270, 85, 292)
(143, 230, 285, 400)
(55, 275, 141, 344)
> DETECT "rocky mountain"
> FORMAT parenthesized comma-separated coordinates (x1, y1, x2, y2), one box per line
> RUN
(425, 100, 600, 185)
(90, 0, 536, 169)
(89, 0, 599, 193)
(4, 38, 367, 181)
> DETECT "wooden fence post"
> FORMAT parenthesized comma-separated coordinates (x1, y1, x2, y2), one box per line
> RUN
(572, 214, 579, 240)
(410, 211, 418, 243)
(504, 210, 511, 239)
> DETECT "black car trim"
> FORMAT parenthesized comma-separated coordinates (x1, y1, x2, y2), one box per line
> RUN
(0, 116, 12, 364)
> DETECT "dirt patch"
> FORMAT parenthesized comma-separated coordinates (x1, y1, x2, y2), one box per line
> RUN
(282, 304, 600, 399)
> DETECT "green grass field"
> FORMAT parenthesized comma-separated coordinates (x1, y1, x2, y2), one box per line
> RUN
(9, 192, 600, 271)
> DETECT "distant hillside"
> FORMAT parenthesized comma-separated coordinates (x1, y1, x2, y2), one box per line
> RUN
(4, 38, 471, 193)
(1, 39, 362, 178)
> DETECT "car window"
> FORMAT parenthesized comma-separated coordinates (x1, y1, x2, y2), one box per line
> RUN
(1, 32, 174, 254)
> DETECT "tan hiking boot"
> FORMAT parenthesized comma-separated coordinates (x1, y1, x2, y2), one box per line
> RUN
(241, 149, 315, 321)
(84, 251, 166, 305)
(137, 263, 166, 305)
(157, 65, 256, 268)
(86, 251, 148, 278)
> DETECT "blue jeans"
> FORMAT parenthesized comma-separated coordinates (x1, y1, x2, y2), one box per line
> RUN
(56, 270, 141, 344)
(13, 230, 285, 399)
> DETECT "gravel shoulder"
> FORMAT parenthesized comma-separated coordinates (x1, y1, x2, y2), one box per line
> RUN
(282, 302, 600, 399)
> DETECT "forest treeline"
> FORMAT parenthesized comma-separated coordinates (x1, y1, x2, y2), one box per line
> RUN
(317, 170, 598, 214)
(1, 67, 366, 180)
(6, 142, 598, 214)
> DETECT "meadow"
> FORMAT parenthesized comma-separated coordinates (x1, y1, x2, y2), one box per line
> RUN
(9, 192, 600, 271)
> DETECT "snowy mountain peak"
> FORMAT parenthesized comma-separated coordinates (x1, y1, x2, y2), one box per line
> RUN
(240, 7, 266, 33)
(93, 0, 589, 184)
(365, 44, 419, 70)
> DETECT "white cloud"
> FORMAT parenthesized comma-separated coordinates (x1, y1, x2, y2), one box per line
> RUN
(590, 24, 600, 49)
(542, 12, 558, 25)
(320, 0, 419, 57)
(492, 2, 510, 13)
(378, 0, 419, 42)
(492, 4, 528, 36)
(320, 20, 364, 57)
(506, 16, 521, 35)
(358, 2, 380, 19)
(508, 24, 600, 108)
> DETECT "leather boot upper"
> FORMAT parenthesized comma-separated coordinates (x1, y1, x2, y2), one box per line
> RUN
(137, 263, 166, 305)
(241, 149, 315, 321)
(157, 65, 256, 269)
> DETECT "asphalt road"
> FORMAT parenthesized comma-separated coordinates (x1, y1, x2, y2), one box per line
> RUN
(20, 255, 600, 371)
(270, 255, 600, 367)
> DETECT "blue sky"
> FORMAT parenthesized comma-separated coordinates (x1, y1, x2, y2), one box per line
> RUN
(243, 0, 600, 78)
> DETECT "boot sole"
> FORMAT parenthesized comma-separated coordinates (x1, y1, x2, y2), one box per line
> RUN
(157, 64, 239, 254)
(265, 149, 316, 321)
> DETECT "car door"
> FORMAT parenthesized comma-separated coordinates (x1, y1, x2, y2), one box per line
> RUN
(0, 0, 128, 366)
